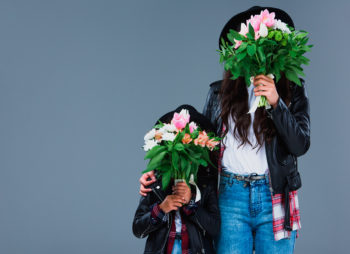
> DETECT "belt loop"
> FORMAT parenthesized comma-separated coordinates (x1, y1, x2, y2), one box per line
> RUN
(229, 172, 234, 186)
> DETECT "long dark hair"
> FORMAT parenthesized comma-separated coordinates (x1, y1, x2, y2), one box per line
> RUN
(219, 70, 294, 152)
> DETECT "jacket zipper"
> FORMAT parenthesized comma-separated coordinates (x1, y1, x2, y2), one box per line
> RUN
(151, 186, 173, 253)
(194, 215, 206, 253)
(194, 214, 206, 236)
(160, 213, 172, 253)
(140, 223, 151, 239)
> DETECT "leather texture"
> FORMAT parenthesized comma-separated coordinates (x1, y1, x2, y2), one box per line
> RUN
(202, 79, 310, 194)
(132, 172, 221, 254)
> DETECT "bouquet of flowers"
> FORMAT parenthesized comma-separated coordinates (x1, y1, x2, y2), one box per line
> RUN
(217, 9, 313, 113)
(142, 109, 221, 190)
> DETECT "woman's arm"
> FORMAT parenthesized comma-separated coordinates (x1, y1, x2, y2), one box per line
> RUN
(266, 80, 311, 157)
(139, 171, 156, 196)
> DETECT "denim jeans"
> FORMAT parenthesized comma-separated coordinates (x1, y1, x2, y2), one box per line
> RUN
(171, 238, 182, 254)
(214, 172, 297, 254)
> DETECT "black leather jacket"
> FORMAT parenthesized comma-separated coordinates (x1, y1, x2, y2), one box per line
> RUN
(132, 170, 220, 254)
(202, 79, 310, 230)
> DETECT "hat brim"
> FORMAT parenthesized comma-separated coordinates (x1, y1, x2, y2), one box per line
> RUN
(155, 104, 216, 134)
(218, 6, 295, 49)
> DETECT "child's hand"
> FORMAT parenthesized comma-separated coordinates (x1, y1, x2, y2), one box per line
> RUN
(172, 182, 192, 205)
(159, 195, 184, 213)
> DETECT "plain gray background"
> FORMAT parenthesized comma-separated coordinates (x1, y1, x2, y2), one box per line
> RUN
(0, 0, 348, 253)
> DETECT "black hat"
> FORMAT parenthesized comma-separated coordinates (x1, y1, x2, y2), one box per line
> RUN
(218, 6, 295, 49)
(154, 104, 216, 134)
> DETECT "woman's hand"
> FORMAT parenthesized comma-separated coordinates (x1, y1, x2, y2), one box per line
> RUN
(139, 171, 156, 196)
(253, 74, 280, 109)
(159, 195, 185, 213)
(172, 182, 192, 204)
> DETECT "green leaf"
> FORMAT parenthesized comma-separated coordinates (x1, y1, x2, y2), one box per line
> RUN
(146, 151, 168, 172)
(198, 158, 208, 167)
(235, 42, 247, 53)
(144, 145, 167, 160)
(257, 46, 265, 63)
(174, 143, 184, 151)
(161, 170, 172, 190)
(247, 44, 256, 56)
(248, 23, 255, 38)
(172, 150, 180, 172)
(285, 70, 301, 86)
(236, 51, 247, 61)
(228, 29, 245, 41)
(185, 161, 191, 179)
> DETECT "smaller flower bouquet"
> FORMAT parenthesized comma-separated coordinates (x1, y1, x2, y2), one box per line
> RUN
(142, 109, 221, 190)
(217, 9, 313, 113)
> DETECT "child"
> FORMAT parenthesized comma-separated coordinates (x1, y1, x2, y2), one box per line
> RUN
(132, 104, 221, 254)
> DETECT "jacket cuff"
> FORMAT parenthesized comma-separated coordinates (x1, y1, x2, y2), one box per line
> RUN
(266, 96, 288, 119)
(150, 202, 167, 225)
(182, 185, 199, 215)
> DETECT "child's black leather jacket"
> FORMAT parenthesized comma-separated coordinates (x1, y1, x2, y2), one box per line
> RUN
(132, 169, 221, 254)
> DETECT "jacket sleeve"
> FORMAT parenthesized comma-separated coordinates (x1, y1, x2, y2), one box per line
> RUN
(266, 80, 311, 157)
(203, 84, 221, 132)
(203, 85, 214, 120)
(132, 195, 168, 238)
(182, 182, 221, 237)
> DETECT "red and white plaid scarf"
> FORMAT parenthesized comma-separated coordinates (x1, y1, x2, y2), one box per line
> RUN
(217, 124, 301, 241)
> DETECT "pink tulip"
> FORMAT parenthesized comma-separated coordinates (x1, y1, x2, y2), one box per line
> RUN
(189, 122, 198, 133)
(171, 109, 190, 130)
(260, 9, 276, 27)
(248, 14, 262, 32)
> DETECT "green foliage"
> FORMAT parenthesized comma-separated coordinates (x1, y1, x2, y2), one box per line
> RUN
(217, 25, 313, 88)
(143, 121, 222, 190)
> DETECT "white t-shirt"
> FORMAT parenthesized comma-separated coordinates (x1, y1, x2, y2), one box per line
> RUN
(221, 82, 269, 175)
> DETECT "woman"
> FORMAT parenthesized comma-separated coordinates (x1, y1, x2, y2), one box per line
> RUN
(139, 6, 310, 254)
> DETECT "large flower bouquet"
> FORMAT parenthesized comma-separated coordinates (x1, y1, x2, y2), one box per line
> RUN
(142, 109, 221, 190)
(217, 9, 313, 113)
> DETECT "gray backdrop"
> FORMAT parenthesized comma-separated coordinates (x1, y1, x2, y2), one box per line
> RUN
(0, 0, 348, 253)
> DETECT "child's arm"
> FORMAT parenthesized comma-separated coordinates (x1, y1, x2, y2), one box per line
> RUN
(181, 184, 200, 215)
(132, 194, 167, 239)
(132, 194, 184, 238)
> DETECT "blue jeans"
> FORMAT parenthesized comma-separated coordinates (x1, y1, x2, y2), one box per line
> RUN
(214, 172, 296, 254)
(171, 238, 182, 254)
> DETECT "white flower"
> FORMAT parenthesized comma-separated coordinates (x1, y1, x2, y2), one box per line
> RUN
(159, 123, 177, 133)
(143, 139, 158, 151)
(259, 23, 268, 37)
(273, 19, 291, 34)
(179, 109, 189, 118)
(162, 132, 176, 142)
(239, 22, 248, 35)
(144, 128, 156, 141)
